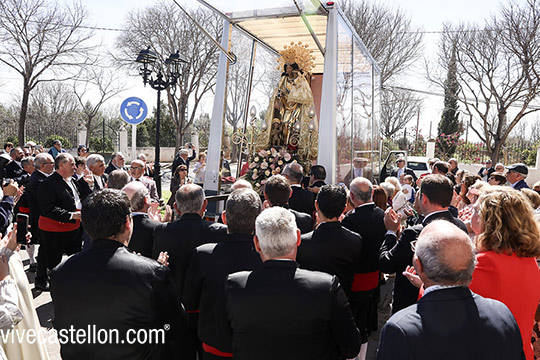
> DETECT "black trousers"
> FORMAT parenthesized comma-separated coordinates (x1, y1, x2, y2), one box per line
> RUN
(41, 228, 82, 271)
(34, 229, 49, 283)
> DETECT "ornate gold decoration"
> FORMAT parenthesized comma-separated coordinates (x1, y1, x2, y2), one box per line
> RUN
(277, 41, 316, 74)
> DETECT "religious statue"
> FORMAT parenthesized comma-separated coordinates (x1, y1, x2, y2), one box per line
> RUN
(258, 42, 318, 161)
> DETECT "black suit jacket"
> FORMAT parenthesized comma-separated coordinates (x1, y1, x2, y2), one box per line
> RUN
(50, 239, 188, 360)
(152, 213, 227, 299)
(342, 203, 386, 275)
(297, 222, 363, 297)
(390, 167, 417, 182)
(25, 171, 48, 242)
(377, 287, 524, 360)
(226, 260, 361, 360)
(128, 213, 160, 258)
(4, 161, 29, 186)
(379, 210, 467, 313)
(171, 149, 196, 175)
(285, 206, 313, 234)
(37, 172, 89, 224)
(183, 233, 262, 354)
(288, 185, 315, 215)
(104, 163, 127, 175)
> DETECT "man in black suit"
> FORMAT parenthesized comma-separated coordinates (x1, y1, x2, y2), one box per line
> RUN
(282, 162, 314, 215)
(184, 188, 262, 359)
(122, 181, 161, 258)
(377, 220, 524, 360)
(379, 174, 467, 314)
(83, 154, 108, 191)
(307, 164, 327, 195)
(226, 206, 361, 360)
(37, 153, 91, 276)
(390, 157, 417, 183)
(26, 153, 55, 290)
(50, 189, 188, 360)
(154, 184, 227, 360)
(104, 151, 126, 175)
(477, 159, 495, 181)
(129, 159, 159, 202)
(4, 147, 30, 186)
(171, 144, 196, 175)
(297, 184, 363, 298)
(341, 177, 386, 352)
(264, 175, 313, 234)
(153, 184, 227, 360)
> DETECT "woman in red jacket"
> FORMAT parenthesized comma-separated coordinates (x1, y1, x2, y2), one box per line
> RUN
(469, 186, 540, 360)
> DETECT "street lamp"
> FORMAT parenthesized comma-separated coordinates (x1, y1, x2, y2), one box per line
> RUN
(136, 47, 188, 198)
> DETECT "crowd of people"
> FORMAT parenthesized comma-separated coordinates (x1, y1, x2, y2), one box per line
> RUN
(0, 141, 538, 360)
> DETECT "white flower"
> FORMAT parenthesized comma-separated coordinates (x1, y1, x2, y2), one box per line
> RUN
(252, 173, 259, 180)
(284, 153, 292, 161)
(261, 162, 268, 169)
(270, 148, 278, 157)
(265, 170, 271, 176)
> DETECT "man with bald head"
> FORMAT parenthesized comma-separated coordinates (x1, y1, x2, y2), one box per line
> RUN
(282, 162, 314, 215)
(129, 159, 158, 201)
(341, 177, 386, 353)
(377, 220, 524, 360)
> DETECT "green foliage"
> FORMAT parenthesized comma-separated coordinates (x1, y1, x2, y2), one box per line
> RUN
(5, 135, 18, 147)
(437, 47, 461, 156)
(409, 135, 427, 156)
(44, 135, 71, 149)
(90, 136, 114, 153)
(136, 102, 176, 147)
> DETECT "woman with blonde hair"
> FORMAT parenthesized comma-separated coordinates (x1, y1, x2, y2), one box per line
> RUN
(469, 186, 540, 360)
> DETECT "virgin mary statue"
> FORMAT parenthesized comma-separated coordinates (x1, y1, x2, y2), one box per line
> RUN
(258, 42, 318, 161)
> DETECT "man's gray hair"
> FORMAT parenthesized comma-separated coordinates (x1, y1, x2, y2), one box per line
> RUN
(137, 153, 147, 161)
(54, 153, 73, 169)
(129, 183, 149, 212)
(350, 178, 373, 203)
(86, 154, 105, 169)
(107, 170, 129, 190)
(416, 220, 476, 286)
(225, 188, 262, 234)
(21, 157, 33, 168)
(231, 179, 252, 191)
(255, 207, 297, 259)
(282, 162, 303, 183)
(175, 184, 205, 214)
(34, 153, 53, 170)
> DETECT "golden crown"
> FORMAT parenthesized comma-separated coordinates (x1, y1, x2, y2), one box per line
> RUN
(277, 41, 316, 74)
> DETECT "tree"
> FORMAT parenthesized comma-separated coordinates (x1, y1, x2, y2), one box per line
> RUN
(26, 82, 80, 146)
(341, 0, 424, 139)
(116, 3, 221, 149)
(435, 0, 540, 163)
(74, 66, 125, 147)
(0, 0, 95, 145)
(380, 87, 421, 139)
(437, 45, 461, 156)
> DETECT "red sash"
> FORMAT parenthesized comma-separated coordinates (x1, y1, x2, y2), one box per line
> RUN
(38, 215, 80, 232)
(351, 271, 380, 292)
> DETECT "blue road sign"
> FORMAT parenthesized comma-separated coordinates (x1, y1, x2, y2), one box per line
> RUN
(120, 97, 148, 125)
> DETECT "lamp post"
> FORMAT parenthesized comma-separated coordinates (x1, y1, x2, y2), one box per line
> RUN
(136, 47, 188, 198)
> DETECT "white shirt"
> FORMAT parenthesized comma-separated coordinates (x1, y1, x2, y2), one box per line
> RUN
(63, 177, 82, 210)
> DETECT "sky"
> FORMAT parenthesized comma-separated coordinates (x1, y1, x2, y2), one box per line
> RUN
(0, 0, 520, 141)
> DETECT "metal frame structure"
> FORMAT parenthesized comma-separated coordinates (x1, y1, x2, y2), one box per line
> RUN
(198, 0, 381, 193)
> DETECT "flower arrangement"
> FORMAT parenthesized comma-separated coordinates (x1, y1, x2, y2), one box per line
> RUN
(244, 147, 299, 193)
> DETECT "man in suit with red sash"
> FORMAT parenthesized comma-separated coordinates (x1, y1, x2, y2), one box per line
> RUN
(38, 153, 91, 274)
